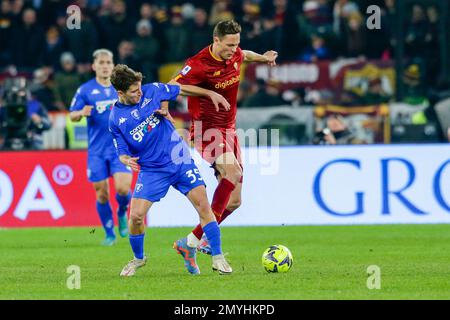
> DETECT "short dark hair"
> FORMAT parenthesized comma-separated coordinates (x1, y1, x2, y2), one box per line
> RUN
(111, 64, 143, 92)
(213, 20, 241, 39)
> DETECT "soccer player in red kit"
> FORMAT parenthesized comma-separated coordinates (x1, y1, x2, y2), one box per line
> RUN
(170, 20, 278, 261)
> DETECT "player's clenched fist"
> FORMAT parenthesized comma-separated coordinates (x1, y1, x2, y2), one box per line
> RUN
(119, 155, 140, 172)
(263, 51, 278, 66)
(81, 105, 94, 117)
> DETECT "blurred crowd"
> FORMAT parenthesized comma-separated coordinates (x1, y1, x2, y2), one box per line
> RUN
(0, 0, 445, 111)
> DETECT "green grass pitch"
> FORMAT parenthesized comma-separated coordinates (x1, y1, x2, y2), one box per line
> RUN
(0, 224, 449, 300)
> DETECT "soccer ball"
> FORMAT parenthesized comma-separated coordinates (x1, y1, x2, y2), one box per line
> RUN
(261, 245, 293, 273)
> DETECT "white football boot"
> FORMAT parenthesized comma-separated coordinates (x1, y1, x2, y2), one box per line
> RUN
(212, 254, 233, 275)
(120, 256, 147, 277)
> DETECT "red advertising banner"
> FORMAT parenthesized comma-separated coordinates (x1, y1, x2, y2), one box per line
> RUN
(243, 60, 395, 97)
(244, 61, 331, 90)
(0, 151, 134, 227)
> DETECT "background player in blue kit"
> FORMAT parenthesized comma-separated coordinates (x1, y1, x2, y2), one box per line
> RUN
(108, 64, 232, 276)
(69, 49, 133, 246)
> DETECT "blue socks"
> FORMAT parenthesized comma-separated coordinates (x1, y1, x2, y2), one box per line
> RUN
(203, 221, 222, 256)
(116, 192, 131, 218)
(129, 234, 145, 259)
(96, 201, 115, 238)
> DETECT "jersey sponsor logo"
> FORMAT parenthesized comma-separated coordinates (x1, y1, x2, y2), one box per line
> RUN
(119, 117, 127, 125)
(214, 75, 240, 90)
(181, 65, 191, 76)
(95, 99, 117, 114)
(141, 98, 152, 108)
(129, 114, 161, 142)
(131, 109, 140, 120)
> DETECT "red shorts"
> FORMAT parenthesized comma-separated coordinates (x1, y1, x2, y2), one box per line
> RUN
(192, 129, 243, 177)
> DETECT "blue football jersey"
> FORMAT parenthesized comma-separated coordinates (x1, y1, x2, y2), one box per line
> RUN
(109, 83, 191, 170)
(70, 78, 118, 155)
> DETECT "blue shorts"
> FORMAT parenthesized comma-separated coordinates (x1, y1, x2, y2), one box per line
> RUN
(133, 160, 206, 202)
(87, 153, 132, 182)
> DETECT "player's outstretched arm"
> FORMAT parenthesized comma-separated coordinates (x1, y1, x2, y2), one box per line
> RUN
(243, 50, 278, 66)
(167, 80, 230, 112)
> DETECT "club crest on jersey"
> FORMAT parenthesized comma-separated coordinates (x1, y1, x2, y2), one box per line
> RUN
(181, 65, 191, 76)
(131, 109, 140, 120)
(234, 62, 238, 70)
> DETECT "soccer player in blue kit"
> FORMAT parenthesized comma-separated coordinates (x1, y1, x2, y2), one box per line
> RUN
(108, 64, 233, 276)
(69, 49, 132, 246)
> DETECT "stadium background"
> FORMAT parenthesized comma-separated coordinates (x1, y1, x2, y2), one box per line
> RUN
(1, 0, 449, 227)
(0, 0, 450, 302)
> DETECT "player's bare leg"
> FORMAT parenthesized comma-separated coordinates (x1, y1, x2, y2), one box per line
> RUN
(190, 152, 242, 250)
(93, 179, 116, 246)
(191, 152, 241, 227)
(128, 198, 151, 235)
(120, 198, 152, 277)
(187, 185, 217, 227)
(197, 176, 242, 255)
(174, 185, 232, 275)
(113, 172, 132, 238)
(173, 185, 210, 275)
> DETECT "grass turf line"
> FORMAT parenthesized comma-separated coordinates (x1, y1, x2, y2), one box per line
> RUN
(0, 224, 449, 299)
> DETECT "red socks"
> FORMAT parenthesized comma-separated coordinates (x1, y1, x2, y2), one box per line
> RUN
(192, 178, 236, 240)
(218, 209, 233, 224)
(211, 178, 235, 216)
(192, 208, 235, 240)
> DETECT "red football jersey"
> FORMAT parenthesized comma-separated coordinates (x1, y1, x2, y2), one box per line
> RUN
(175, 45, 244, 135)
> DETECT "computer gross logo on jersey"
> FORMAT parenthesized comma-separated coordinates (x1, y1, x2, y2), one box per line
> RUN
(130, 113, 160, 142)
